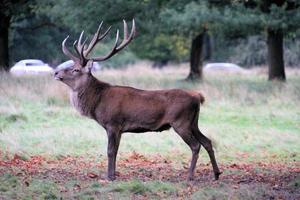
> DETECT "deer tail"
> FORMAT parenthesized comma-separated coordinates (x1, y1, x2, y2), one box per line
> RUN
(198, 92, 205, 104)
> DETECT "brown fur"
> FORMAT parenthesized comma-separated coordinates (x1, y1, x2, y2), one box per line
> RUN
(55, 68, 221, 181)
(55, 20, 220, 180)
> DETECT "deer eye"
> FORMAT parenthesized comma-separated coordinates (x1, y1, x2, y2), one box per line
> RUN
(72, 69, 80, 73)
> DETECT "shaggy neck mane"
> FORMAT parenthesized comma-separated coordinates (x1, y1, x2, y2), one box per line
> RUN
(70, 75, 110, 119)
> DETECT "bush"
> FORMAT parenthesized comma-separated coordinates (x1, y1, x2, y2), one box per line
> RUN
(229, 36, 267, 67)
(224, 35, 300, 67)
(284, 38, 300, 67)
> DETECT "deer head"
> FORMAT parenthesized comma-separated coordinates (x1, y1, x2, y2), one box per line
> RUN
(54, 19, 136, 90)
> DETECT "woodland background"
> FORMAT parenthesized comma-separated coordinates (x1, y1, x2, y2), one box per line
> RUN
(0, 0, 299, 199)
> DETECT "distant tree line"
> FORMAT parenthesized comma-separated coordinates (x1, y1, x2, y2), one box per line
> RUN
(0, 0, 299, 81)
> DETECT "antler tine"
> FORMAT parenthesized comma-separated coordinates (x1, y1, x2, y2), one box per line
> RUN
(61, 20, 135, 66)
(83, 23, 112, 58)
(71, 30, 90, 65)
(83, 21, 103, 56)
(91, 19, 136, 62)
(116, 19, 136, 51)
(73, 40, 81, 58)
(62, 36, 80, 62)
(92, 30, 120, 61)
(131, 19, 136, 37)
(123, 20, 129, 39)
(98, 26, 112, 40)
(76, 31, 85, 52)
(80, 38, 88, 63)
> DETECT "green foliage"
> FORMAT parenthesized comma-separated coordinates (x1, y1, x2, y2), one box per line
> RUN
(160, 1, 222, 36)
(4, 0, 300, 68)
(7, 0, 70, 66)
(215, 35, 300, 67)
(262, 2, 300, 32)
(91, 41, 138, 68)
(284, 36, 300, 66)
(42, 0, 145, 33)
(10, 18, 68, 65)
(229, 36, 267, 66)
(133, 34, 189, 63)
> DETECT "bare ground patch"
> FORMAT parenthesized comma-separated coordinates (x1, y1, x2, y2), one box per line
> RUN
(0, 152, 299, 199)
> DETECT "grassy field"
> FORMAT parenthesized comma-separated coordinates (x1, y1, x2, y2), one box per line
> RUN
(0, 63, 299, 199)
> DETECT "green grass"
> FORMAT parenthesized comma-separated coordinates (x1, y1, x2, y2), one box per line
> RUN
(0, 173, 60, 199)
(110, 180, 177, 195)
(191, 183, 277, 200)
(0, 64, 300, 199)
(0, 173, 177, 199)
(0, 65, 299, 161)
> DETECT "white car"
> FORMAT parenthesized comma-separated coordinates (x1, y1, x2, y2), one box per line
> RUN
(10, 59, 53, 75)
(56, 60, 102, 72)
(204, 63, 245, 72)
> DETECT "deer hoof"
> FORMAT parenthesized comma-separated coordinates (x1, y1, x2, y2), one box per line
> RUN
(214, 171, 222, 180)
(188, 176, 194, 181)
(107, 175, 116, 181)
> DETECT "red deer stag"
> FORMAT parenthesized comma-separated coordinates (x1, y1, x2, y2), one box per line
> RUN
(54, 20, 221, 181)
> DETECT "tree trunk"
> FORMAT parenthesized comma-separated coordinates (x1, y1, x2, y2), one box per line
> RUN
(203, 32, 212, 60)
(0, 14, 10, 71)
(267, 28, 286, 81)
(187, 33, 204, 81)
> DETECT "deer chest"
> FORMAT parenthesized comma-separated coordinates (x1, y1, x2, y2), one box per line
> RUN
(70, 91, 92, 118)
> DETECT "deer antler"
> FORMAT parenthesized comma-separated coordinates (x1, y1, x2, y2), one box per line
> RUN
(91, 19, 136, 62)
(61, 19, 136, 66)
(62, 36, 80, 63)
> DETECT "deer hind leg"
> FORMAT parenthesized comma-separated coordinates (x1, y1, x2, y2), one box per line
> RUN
(192, 127, 221, 180)
(172, 125, 201, 180)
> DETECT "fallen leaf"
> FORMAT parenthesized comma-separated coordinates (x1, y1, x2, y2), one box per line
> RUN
(87, 172, 98, 178)
(73, 184, 81, 192)
(24, 181, 29, 187)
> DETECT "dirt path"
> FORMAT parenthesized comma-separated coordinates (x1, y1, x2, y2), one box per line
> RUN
(0, 152, 299, 199)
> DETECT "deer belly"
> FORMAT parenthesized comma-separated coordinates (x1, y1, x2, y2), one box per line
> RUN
(122, 112, 170, 133)
(124, 123, 171, 133)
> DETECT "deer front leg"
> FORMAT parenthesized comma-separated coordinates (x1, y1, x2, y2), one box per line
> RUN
(106, 129, 121, 181)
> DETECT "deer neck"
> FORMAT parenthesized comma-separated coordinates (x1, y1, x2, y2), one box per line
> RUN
(70, 75, 110, 118)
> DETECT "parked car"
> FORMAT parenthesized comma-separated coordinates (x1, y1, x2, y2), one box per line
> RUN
(204, 63, 245, 72)
(10, 59, 53, 75)
(56, 60, 102, 72)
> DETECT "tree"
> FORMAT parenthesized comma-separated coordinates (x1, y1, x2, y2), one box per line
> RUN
(0, 0, 20, 70)
(10, 14, 68, 65)
(160, 1, 224, 80)
(37, 0, 147, 67)
(260, 0, 299, 80)
(234, 0, 300, 81)
(42, 0, 182, 67)
(161, 0, 300, 81)
(24, 0, 216, 71)
(0, 0, 69, 70)
(220, 0, 300, 81)
(0, 10, 10, 70)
